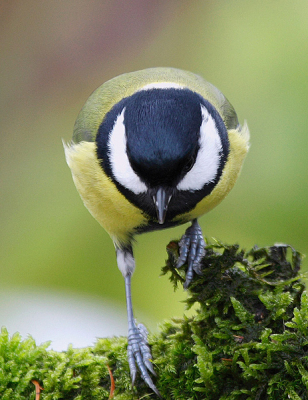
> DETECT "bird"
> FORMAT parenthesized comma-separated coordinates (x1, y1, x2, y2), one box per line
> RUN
(64, 67, 249, 395)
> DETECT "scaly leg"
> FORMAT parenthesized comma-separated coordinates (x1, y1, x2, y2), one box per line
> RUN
(116, 246, 160, 396)
(176, 219, 206, 288)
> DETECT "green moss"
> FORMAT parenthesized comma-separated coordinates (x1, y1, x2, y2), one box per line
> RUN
(1, 240, 307, 399)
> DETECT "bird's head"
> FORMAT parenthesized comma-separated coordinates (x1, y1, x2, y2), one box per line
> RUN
(96, 86, 230, 224)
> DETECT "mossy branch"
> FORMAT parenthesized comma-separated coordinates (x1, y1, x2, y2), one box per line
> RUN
(1, 240, 307, 399)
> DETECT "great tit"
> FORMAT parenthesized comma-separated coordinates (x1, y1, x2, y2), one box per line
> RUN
(64, 67, 249, 395)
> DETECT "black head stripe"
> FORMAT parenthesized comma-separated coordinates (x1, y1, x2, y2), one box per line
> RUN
(124, 89, 202, 187)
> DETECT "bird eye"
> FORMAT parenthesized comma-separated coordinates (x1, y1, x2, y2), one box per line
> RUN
(182, 157, 195, 174)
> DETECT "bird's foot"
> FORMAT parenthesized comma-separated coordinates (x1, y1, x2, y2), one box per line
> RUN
(128, 321, 160, 397)
(176, 219, 206, 288)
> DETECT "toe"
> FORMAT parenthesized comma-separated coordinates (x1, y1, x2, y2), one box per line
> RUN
(127, 322, 160, 395)
(177, 219, 206, 286)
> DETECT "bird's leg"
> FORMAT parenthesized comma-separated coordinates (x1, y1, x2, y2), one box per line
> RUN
(116, 247, 160, 396)
(176, 218, 206, 288)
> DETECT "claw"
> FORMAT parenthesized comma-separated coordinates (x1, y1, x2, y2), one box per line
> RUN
(127, 321, 160, 396)
(122, 270, 160, 396)
(176, 219, 206, 288)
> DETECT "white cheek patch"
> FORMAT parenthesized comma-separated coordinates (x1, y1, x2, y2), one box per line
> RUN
(177, 105, 223, 192)
(108, 108, 147, 194)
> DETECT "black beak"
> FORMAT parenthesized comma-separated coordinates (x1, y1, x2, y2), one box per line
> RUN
(152, 187, 172, 224)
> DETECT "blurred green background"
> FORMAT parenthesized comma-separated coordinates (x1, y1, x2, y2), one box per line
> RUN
(1, 1, 308, 346)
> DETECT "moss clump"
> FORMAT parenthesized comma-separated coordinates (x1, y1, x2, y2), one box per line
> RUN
(155, 241, 307, 399)
(0, 240, 307, 399)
